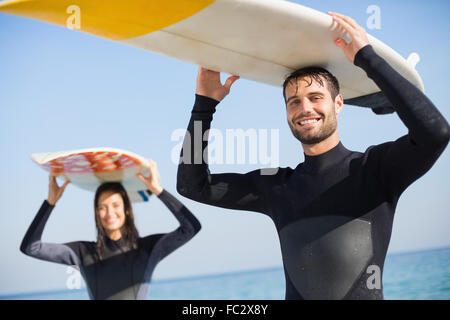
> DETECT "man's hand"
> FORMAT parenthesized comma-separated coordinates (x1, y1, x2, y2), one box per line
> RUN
(196, 67, 239, 102)
(328, 12, 370, 64)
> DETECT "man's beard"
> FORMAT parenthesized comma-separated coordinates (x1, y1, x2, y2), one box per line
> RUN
(289, 111, 337, 145)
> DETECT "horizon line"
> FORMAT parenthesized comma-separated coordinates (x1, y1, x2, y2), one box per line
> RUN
(1, 245, 449, 299)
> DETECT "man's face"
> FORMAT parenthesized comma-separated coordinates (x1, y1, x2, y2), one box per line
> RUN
(284, 76, 342, 145)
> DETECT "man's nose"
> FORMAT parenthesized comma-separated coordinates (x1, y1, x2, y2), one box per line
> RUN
(298, 98, 314, 113)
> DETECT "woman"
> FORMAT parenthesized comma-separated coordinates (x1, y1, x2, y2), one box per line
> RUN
(20, 160, 201, 300)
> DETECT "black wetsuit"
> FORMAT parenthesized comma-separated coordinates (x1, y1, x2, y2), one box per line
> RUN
(177, 45, 450, 299)
(20, 189, 201, 300)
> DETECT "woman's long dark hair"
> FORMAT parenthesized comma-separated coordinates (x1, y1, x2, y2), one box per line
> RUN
(94, 182, 139, 261)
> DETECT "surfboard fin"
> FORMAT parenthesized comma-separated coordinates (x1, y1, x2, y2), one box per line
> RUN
(345, 92, 395, 115)
(407, 53, 421, 70)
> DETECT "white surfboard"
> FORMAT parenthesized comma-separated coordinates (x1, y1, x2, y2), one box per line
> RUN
(31, 148, 153, 202)
(0, 0, 424, 114)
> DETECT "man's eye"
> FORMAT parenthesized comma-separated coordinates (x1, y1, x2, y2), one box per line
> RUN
(312, 96, 321, 100)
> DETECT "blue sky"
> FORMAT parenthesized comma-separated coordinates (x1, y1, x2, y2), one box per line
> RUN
(0, 0, 449, 295)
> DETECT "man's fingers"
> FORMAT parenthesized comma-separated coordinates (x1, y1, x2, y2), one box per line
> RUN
(334, 38, 347, 49)
(328, 12, 359, 29)
(198, 66, 210, 74)
(224, 75, 240, 91)
(199, 66, 214, 72)
(198, 66, 211, 78)
(331, 15, 357, 38)
(199, 66, 219, 77)
(330, 12, 358, 28)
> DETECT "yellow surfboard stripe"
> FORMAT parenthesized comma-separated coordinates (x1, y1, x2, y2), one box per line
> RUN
(0, 0, 215, 40)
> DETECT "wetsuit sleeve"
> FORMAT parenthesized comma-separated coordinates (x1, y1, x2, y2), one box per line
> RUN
(354, 45, 450, 199)
(20, 200, 81, 266)
(176, 94, 273, 215)
(151, 189, 201, 261)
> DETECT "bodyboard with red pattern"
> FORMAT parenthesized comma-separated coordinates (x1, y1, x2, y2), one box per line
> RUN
(31, 148, 152, 202)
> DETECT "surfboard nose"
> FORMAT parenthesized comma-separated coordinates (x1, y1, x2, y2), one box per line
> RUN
(0, 0, 216, 40)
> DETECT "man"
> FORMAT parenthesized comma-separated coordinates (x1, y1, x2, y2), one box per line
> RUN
(177, 12, 449, 299)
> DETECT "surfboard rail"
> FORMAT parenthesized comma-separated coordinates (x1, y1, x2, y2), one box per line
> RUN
(30, 147, 153, 202)
(1, 0, 425, 115)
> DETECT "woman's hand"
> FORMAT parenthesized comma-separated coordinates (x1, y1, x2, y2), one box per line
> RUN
(328, 12, 370, 64)
(48, 175, 70, 206)
(137, 159, 163, 196)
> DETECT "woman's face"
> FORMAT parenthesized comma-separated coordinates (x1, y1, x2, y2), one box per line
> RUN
(97, 191, 126, 233)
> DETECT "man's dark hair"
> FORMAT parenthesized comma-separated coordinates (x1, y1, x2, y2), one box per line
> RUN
(282, 67, 340, 102)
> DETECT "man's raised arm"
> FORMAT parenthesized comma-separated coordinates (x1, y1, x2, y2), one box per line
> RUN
(329, 12, 450, 198)
(177, 68, 277, 215)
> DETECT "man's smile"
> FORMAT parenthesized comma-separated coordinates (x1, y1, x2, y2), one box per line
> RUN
(295, 116, 322, 128)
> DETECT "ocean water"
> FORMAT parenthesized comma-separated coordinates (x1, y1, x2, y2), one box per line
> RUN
(2, 247, 449, 300)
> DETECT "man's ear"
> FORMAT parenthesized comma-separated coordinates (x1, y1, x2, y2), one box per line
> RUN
(335, 94, 344, 115)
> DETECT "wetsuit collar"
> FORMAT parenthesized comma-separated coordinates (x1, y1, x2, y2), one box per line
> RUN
(104, 234, 127, 251)
(302, 141, 351, 173)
